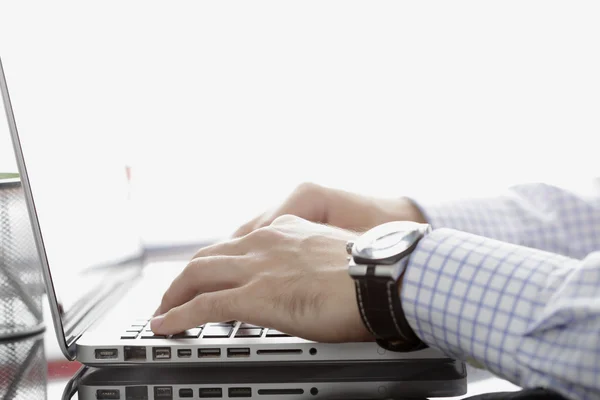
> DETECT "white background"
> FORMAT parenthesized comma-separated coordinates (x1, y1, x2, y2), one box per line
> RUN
(1, 1, 599, 244)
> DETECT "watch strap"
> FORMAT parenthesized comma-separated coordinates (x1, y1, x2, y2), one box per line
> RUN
(354, 270, 427, 352)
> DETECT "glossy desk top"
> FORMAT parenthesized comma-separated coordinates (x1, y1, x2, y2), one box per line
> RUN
(1, 330, 521, 400)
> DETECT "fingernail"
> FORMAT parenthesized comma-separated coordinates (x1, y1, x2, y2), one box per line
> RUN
(150, 315, 165, 332)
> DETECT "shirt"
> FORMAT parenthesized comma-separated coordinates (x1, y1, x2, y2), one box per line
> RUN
(403, 183, 600, 400)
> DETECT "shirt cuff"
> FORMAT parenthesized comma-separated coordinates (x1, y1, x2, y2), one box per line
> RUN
(400, 228, 571, 383)
(410, 194, 521, 238)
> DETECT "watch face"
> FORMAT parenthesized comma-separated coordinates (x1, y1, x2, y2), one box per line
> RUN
(371, 230, 406, 251)
(352, 221, 427, 265)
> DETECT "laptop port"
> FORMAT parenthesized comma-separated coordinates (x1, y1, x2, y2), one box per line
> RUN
(154, 386, 173, 399)
(198, 348, 221, 358)
(199, 387, 223, 398)
(124, 346, 147, 361)
(256, 349, 303, 355)
(179, 388, 193, 398)
(258, 389, 304, 395)
(228, 387, 252, 398)
(227, 347, 250, 358)
(177, 349, 192, 358)
(96, 389, 120, 399)
(95, 348, 118, 360)
(153, 347, 171, 360)
(125, 386, 148, 399)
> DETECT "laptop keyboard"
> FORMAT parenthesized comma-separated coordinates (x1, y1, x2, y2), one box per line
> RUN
(121, 319, 291, 340)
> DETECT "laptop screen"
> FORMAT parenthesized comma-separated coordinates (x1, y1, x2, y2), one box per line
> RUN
(1, 58, 144, 354)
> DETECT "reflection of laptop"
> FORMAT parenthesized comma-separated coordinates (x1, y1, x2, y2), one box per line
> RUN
(1, 57, 458, 368)
(66, 361, 467, 399)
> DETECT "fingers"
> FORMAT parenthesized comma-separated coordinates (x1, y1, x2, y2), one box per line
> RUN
(232, 182, 327, 238)
(155, 256, 249, 316)
(151, 288, 248, 335)
(194, 225, 284, 259)
(233, 210, 297, 239)
(232, 212, 266, 238)
(192, 236, 250, 259)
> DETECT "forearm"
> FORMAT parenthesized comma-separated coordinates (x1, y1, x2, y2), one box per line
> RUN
(412, 182, 600, 259)
(401, 228, 600, 400)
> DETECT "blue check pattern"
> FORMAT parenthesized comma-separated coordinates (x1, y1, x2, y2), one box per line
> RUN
(403, 183, 600, 400)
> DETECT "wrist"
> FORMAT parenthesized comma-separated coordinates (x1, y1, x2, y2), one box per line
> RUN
(347, 221, 430, 351)
(395, 197, 428, 224)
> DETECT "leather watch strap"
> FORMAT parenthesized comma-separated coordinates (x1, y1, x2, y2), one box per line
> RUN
(354, 271, 426, 352)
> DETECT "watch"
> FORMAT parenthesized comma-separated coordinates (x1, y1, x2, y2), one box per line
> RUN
(347, 221, 431, 351)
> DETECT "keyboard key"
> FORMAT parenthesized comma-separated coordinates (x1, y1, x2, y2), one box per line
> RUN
(266, 329, 291, 338)
(171, 328, 202, 339)
(126, 328, 142, 333)
(202, 326, 232, 338)
(239, 323, 260, 329)
(235, 328, 262, 338)
(131, 324, 146, 328)
(121, 333, 138, 339)
(208, 321, 236, 327)
(141, 332, 167, 339)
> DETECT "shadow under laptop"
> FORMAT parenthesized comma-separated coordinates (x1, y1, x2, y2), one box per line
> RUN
(62, 358, 467, 400)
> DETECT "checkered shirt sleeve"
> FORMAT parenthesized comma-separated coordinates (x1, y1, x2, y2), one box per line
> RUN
(416, 182, 600, 259)
(402, 183, 600, 399)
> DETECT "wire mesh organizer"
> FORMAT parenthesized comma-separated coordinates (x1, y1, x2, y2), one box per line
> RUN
(0, 333, 46, 400)
(0, 178, 45, 340)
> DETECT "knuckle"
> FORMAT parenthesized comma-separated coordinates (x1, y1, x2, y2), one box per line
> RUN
(192, 246, 209, 259)
(236, 223, 252, 237)
(182, 259, 201, 278)
(294, 181, 319, 196)
(246, 226, 269, 240)
(271, 214, 298, 226)
(247, 226, 282, 241)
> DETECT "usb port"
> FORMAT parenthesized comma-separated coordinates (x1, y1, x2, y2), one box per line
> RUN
(228, 387, 252, 398)
(153, 347, 171, 360)
(95, 348, 118, 360)
(96, 389, 120, 399)
(179, 388, 193, 398)
(227, 348, 250, 358)
(198, 348, 221, 358)
(177, 349, 192, 358)
(199, 387, 223, 398)
(154, 386, 173, 399)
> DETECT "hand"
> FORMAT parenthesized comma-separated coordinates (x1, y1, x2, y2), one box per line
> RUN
(151, 215, 374, 343)
(233, 182, 426, 237)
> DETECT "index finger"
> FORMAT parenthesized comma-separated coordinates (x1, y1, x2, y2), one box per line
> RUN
(151, 288, 247, 335)
(155, 255, 248, 316)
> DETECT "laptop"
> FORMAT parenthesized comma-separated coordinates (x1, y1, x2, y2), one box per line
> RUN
(1, 57, 456, 367)
(66, 361, 467, 399)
